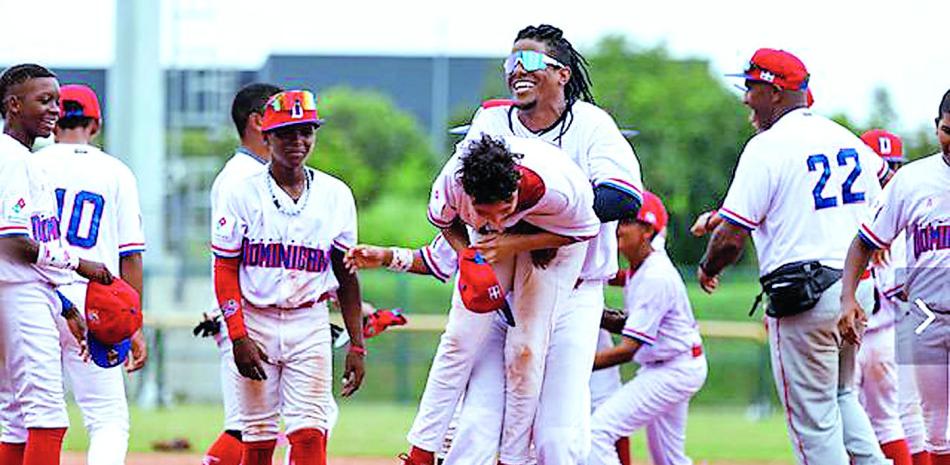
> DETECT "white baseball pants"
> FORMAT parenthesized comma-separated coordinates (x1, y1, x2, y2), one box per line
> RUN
(855, 324, 906, 444)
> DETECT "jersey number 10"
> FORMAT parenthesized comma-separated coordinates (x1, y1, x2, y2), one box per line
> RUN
(807, 148, 865, 210)
(54, 189, 105, 248)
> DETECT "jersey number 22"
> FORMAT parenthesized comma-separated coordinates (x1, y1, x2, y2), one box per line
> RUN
(55, 189, 105, 248)
(807, 148, 865, 210)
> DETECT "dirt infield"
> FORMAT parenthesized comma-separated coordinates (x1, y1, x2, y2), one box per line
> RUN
(63, 452, 789, 465)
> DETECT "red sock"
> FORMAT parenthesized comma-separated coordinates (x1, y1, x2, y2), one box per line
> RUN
(205, 432, 244, 465)
(881, 439, 913, 465)
(408, 446, 435, 465)
(615, 436, 631, 465)
(242, 439, 277, 465)
(288, 428, 326, 465)
(913, 451, 934, 465)
(931, 453, 950, 465)
(0, 442, 26, 465)
(23, 428, 66, 465)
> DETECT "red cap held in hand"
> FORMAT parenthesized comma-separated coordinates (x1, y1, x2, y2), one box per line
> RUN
(458, 248, 506, 314)
(85, 278, 142, 345)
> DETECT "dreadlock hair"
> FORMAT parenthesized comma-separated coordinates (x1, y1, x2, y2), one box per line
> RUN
(57, 101, 95, 130)
(231, 82, 283, 138)
(458, 134, 523, 205)
(939, 88, 950, 122)
(515, 24, 595, 105)
(0, 64, 56, 118)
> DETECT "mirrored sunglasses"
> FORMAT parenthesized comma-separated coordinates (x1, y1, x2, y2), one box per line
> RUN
(503, 50, 565, 75)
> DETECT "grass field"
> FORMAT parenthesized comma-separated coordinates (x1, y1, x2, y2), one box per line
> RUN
(62, 402, 794, 463)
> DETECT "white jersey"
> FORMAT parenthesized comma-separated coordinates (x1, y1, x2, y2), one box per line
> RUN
(210, 147, 268, 211)
(868, 230, 906, 331)
(428, 135, 599, 241)
(211, 167, 357, 308)
(459, 101, 643, 280)
(719, 109, 887, 276)
(32, 143, 146, 275)
(0, 133, 73, 285)
(859, 153, 950, 311)
(421, 233, 458, 283)
(621, 249, 702, 365)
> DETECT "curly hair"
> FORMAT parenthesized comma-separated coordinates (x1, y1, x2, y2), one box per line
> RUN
(0, 64, 56, 118)
(458, 134, 523, 205)
(515, 24, 595, 105)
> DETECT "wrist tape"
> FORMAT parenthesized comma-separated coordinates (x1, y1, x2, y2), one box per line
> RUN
(386, 247, 413, 272)
(36, 243, 80, 270)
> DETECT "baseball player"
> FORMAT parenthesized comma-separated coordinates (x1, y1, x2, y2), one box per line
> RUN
(0, 64, 115, 465)
(17, 83, 146, 465)
(855, 129, 931, 465)
(842, 88, 950, 465)
(590, 191, 706, 465)
(210, 89, 366, 465)
(427, 133, 599, 465)
(404, 24, 643, 465)
(699, 49, 889, 465)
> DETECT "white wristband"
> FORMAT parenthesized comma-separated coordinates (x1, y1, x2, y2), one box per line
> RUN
(387, 247, 413, 272)
(36, 243, 80, 270)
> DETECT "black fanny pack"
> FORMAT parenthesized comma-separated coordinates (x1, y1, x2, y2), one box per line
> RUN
(750, 260, 843, 318)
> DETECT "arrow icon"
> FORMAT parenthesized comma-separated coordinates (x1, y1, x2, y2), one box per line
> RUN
(914, 299, 936, 335)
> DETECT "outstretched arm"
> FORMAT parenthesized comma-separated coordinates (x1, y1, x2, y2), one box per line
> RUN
(593, 336, 641, 370)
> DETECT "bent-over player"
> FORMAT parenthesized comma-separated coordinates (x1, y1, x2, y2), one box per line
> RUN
(591, 191, 706, 465)
(211, 89, 366, 465)
(842, 89, 950, 465)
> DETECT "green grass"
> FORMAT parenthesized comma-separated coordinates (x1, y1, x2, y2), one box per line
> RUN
(62, 402, 793, 462)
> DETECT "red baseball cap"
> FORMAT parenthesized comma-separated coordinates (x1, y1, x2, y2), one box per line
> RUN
(59, 84, 101, 120)
(86, 278, 142, 345)
(458, 248, 507, 314)
(727, 48, 810, 91)
(261, 90, 323, 132)
(806, 88, 815, 108)
(860, 129, 905, 162)
(637, 191, 668, 234)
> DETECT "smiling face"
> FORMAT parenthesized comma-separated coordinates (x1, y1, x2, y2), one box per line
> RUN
(507, 39, 570, 110)
(7, 77, 60, 138)
(743, 80, 780, 131)
(265, 123, 316, 170)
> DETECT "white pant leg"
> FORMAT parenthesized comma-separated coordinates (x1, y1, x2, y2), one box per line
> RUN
(0, 282, 69, 430)
(589, 356, 707, 465)
(56, 283, 130, 465)
(279, 304, 334, 436)
(534, 281, 603, 465)
(0, 295, 26, 444)
(645, 397, 693, 465)
(407, 255, 517, 453)
(590, 330, 622, 413)
(443, 318, 508, 465)
(910, 311, 950, 455)
(895, 303, 928, 455)
(855, 325, 905, 444)
(237, 306, 283, 442)
(216, 335, 245, 433)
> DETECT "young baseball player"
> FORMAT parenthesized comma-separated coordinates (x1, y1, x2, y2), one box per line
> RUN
(211, 89, 366, 465)
(405, 25, 643, 465)
(842, 89, 950, 465)
(854, 129, 929, 465)
(0, 64, 115, 465)
(589, 191, 706, 465)
(21, 83, 147, 465)
(427, 132, 599, 465)
(699, 49, 889, 465)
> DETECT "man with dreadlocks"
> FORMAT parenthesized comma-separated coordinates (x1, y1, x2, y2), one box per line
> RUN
(402, 25, 643, 465)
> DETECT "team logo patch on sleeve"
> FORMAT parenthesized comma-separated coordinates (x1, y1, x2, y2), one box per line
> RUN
(221, 299, 239, 318)
(3, 195, 29, 224)
(213, 215, 236, 240)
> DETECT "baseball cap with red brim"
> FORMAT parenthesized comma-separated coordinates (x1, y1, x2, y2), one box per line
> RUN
(59, 84, 101, 120)
(261, 90, 324, 132)
(85, 278, 142, 368)
(726, 48, 810, 91)
(636, 191, 669, 234)
(860, 129, 905, 163)
(457, 248, 515, 326)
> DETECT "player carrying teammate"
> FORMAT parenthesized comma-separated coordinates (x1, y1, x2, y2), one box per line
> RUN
(0, 63, 114, 465)
(699, 49, 889, 465)
(842, 89, 950, 465)
(404, 25, 643, 465)
(26, 83, 147, 465)
(590, 191, 706, 465)
(211, 89, 366, 465)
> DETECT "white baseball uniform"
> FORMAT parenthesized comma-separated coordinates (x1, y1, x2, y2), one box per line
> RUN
(0, 133, 76, 441)
(858, 153, 950, 456)
(211, 165, 357, 442)
(410, 101, 643, 465)
(589, 249, 706, 465)
(22, 142, 146, 465)
(208, 147, 270, 434)
(428, 135, 599, 464)
(718, 108, 888, 465)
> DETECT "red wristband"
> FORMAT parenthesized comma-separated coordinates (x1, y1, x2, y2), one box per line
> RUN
(348, 344, 367, 356)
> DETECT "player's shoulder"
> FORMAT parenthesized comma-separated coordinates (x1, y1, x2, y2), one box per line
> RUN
(570, 100, 614, 123)
(309, 167, 355, 199)
(889, 153, 942, 187)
